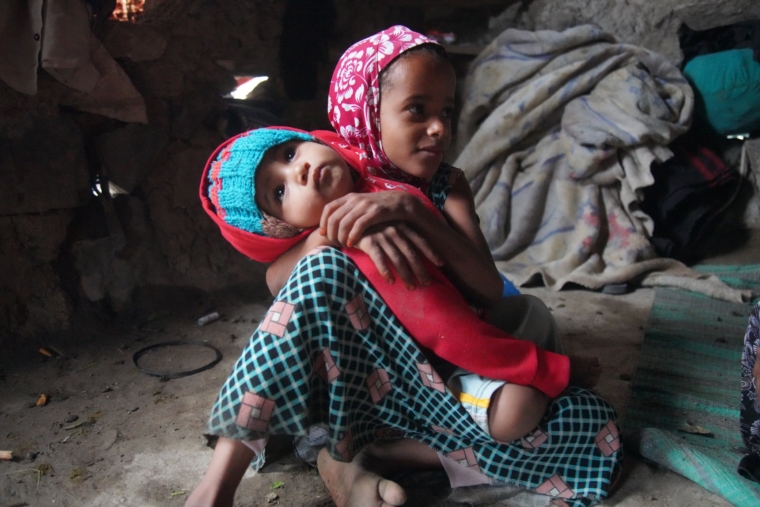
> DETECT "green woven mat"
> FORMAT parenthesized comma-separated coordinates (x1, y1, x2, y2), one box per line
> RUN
(625, 265, 760, 507)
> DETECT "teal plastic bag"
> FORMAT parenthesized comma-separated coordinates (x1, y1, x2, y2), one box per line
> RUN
(683, 48, 760, 135)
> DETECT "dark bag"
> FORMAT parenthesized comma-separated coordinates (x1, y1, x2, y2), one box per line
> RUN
(641, 135, 740, 262)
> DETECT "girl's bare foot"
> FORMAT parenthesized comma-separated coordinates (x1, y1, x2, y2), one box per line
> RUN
(317, 447, 407, 507)
(569, 355, 602, 388)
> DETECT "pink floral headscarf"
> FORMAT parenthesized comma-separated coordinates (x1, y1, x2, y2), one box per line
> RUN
(328, 25, 440, 184)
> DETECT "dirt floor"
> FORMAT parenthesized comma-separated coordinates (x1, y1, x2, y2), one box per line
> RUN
(3, 233, 759, 507)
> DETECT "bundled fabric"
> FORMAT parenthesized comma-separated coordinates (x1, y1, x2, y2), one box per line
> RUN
(682, 48, 760, 136)
(678, 18, 760, 137)
(451, 24, 751, 302)
(641, 137, 740, 261)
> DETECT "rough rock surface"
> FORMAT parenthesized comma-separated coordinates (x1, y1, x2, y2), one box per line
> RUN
(488, 0, 760, 65)
(0, 212, 74, 337)
(0, 0, 285, 342)
(0, 116, 90, 216)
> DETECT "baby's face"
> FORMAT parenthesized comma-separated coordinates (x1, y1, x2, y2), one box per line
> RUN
(379, 52, 456, 181)
(256, 141, 354, 228)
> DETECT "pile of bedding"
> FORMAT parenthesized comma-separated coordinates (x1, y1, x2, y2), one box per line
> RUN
(452, 24, 751, 302)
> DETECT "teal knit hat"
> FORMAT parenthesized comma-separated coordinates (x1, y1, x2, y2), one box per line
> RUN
(207, 128, 313, 235)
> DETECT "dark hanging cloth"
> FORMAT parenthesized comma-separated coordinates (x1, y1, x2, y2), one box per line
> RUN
(640, 136, 739, 262)
(679, 20, 760, 65)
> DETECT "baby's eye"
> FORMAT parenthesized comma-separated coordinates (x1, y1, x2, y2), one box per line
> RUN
(442, 107, 454, 119)
(284, 147, 296, 162)
(274, 185, 285, 202)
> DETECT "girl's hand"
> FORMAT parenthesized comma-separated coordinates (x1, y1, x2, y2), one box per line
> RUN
(320, 191, 419, 248)
(354, 222, 443, 290)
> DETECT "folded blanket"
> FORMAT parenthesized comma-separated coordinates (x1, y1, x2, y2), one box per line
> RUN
(452, 24, 751, 302)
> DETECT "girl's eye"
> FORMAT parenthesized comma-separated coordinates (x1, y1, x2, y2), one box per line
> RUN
(407, 104, 423, 115)
(274, 185, 285, 202)
(284, 147, 296, 162)
(442, 108, 454, 119)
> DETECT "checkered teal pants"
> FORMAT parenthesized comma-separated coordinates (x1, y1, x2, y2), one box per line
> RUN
(208, 248, 622, 506)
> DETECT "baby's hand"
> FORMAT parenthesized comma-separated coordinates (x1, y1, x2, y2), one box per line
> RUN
(569, 355, 602, 388)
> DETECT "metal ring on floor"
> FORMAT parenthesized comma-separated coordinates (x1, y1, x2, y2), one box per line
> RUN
(132, 340, 223, 379)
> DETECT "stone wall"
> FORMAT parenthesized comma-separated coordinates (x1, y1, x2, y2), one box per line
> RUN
(0, 0, 288, 342)
(487, 0, 760, 65)
(1, 0, 757, 344)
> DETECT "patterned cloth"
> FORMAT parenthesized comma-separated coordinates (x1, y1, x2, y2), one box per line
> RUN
(208, 248, 622, 506)
(450, 25, 749, 303)
(741, 302, 760, 454)
(427, 162, 459, 211)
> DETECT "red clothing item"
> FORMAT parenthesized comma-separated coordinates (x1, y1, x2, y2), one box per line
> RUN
(348, 250, 570, 398)
(200, 128, 570, 398)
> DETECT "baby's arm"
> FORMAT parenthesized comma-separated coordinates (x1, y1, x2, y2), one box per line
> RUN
(266, 230, 334, 295)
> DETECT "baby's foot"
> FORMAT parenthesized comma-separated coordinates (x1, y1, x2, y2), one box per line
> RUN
(317, 447, 406, 507)
(569, 355, 602, 388)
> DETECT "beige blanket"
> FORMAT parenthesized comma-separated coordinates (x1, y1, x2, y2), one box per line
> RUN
(452, 25, 751, 302)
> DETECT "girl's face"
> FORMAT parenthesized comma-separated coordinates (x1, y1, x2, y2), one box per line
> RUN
(256, 141, 355, 228)
(378, 52, 456, 181)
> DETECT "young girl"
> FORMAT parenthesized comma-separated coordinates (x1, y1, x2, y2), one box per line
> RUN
(267, 26, 504, 307)
(187, 127, 621, 507)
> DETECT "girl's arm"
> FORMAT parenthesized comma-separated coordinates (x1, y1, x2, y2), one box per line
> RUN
(437, 174, 504, 303)
(320, 188, 503, 306)
(352, 221, 443, 289)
